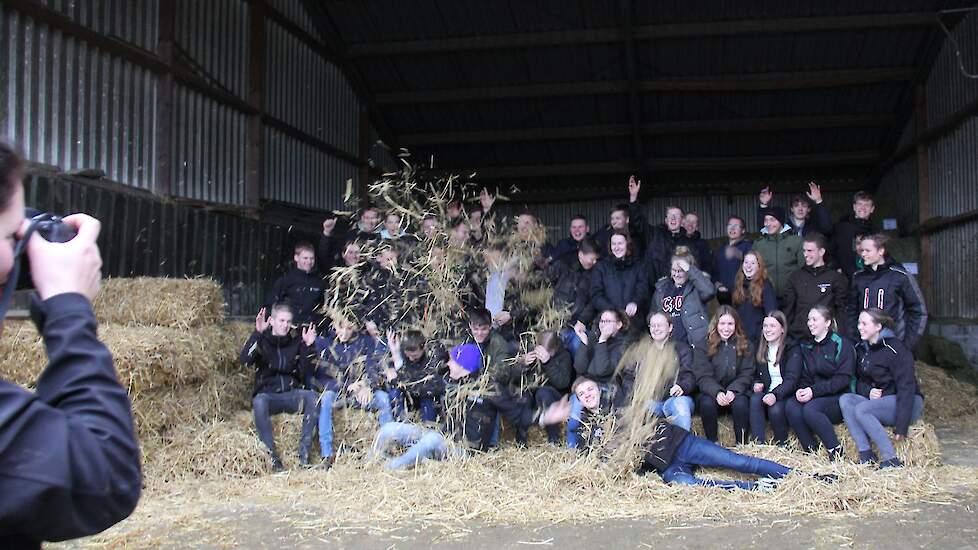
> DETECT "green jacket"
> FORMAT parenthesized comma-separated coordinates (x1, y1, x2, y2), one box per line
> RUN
(752, 231, 804, 298)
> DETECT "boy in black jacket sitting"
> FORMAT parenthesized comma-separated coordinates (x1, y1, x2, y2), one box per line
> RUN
(240, 304, 319, 471)
(387, 329, 446, 423)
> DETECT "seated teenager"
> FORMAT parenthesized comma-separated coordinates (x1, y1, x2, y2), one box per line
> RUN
(693, 306, 755, 445)
(749, 311, 798, 446)
(521, 331, 574, 444)
(652, 250, 714, 349)
(731, 251, 778, 343)
(541, 378, 799, 491)
(619, 312, 701, 430)
(546, 237, 600, 357)
(784, 305, 856, 460)
(239, 304, 318, 471)
(370, 344, 534, 469)
(840, 309, 924, 468)
(460, 306, 516, 446)
(387, 329, 446, 423)
(590, 231, 649, 328)
(567, 309, 628, 448)
(309, 316, 393, 469)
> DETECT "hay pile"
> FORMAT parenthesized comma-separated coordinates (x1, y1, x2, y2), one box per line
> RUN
(917, 361, 978, 420)
(93, 277, 226, 328)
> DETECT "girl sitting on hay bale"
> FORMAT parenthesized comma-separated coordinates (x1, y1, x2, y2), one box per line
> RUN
(370, 343, 535, 469)
(240, 304, 319, 472)
(785, 305, 856, 461)
(309, 316, 394, 470)
(694, 306, 755, 445)
(618, 312, 701, 431)
(749, 311, 797, 446)
(841, 308, 925, 468)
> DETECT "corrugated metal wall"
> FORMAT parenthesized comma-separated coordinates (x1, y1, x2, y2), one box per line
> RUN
(175, 0, 249, 99)
(39, 0, 159, 52)
(264, 19, 359, 154)
(922, 11, 978, 319)
(267, 0, 321, 42)
(171, 85, 248, 205)
(0, 8, 159, 190)
(263, 126, 353, 211)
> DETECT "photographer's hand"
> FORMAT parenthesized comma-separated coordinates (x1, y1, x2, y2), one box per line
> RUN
(22, 214, 102, 302)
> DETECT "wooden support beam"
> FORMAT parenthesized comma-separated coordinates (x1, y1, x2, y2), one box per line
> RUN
(246, 0, 266, 210)
(915, 85, 933, 307)
(376, 68, 916, 104)
(458, 151, 878, 179)
(347, 12, 939, 57)
(399, 114, 894, 146)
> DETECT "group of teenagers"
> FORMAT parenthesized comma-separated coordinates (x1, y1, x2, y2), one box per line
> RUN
(239, 176, 928, 491)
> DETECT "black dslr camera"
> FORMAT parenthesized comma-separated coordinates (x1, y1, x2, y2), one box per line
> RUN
(0, 209, 77, 320)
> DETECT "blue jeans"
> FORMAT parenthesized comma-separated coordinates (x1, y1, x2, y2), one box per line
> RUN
(560, 327, 582, 358)
(661, 434, 791, 491)
(650, 396, 694, 431)
(319, 389, 394, 458)
(390, 388, 437, 422)
(566, 394, 584, 449)
(371, 421, 458, 470)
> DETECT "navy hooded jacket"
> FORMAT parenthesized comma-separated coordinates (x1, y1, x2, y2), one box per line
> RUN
(0, 293, 141, 547)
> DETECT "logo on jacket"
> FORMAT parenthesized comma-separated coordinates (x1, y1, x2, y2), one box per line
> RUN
(662, 296, 684, 314)
(862, 288, 885, 309)
(817, 283, 832, 294)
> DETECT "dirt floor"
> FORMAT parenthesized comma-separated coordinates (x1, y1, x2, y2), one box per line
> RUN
(57, 417, 978, 550)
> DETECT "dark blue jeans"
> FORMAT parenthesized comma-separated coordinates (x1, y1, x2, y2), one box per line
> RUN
(749, 392, 789, 445)
(660, 433, 791, 490)
(252, 389, 318, 461)
(785, 395, 844, 454)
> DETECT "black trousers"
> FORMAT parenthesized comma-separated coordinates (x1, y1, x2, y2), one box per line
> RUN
(696, 392, 750, 445)
(534, 386, 566, 443)
(749, 392, 789, 445)
(252, 389, 319, 461)
(785, 395, 844, 454)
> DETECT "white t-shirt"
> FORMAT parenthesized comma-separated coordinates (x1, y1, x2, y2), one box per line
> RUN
(767, 344, 783, 391)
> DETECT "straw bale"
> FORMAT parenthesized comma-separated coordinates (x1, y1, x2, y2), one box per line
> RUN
(917, 361, 978, 420)
(689, 417, 941, 466)
(0, 321, 241, 393)
(93, 277, 225, 328)
(130, 369, 252, 437)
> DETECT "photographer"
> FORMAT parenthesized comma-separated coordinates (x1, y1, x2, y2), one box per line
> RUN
(0, 142, 141, 546)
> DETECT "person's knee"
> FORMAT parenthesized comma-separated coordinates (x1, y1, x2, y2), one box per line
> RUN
(663, 472, 697, 486)
(838, 393, 861, 414)
(252, 393, 269, 413)
(731, 396, 749, 413)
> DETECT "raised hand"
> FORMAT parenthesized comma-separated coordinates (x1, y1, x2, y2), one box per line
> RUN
(624, 303, 638, 317)
(534, 345, 551, 364)
(806, 182, 823, 204)
(387, 329, 401, 357)
(523, 351, 538, 366)
(669, 384, 684, 397)
(322, 217, 337, 236)
(574, 322, 589, 346)
(540, 397, 572, 426)
(255, 308, 269, 333)
(628, 175, 641, 202)
(301, 323, 317, 346)
(759, 186, 773, 206)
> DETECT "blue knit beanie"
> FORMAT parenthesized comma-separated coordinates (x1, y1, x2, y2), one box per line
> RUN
(450, 343, 482, 374)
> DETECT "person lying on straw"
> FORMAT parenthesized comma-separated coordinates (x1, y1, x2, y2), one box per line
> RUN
(369, 343, 535, 469)
(541, 377, 836, 491)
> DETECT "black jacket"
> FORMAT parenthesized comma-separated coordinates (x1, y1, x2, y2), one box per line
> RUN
(753, 341, 800, 402)
(784, 263, 849, 339)
(830, 214, 874, 279)
(854, 337, 923, 436)
(264, 267, 326, 325)
(684, 231, 714, 276)
(574, 332, 627, 385)
(590, 254, 650, 319)
(848, 258, 928, 350)
(642, 423, 692, 475)
(0, 294, 141, 547)
(620, 340, 702, 401)
(695, 339, 756, 397)
(546, 257, 596, 326)
(310, 331, 382, 393)
(733, 279, 778, 344)
(534, 345, 574, 393)
(645, 224, 695, 283)
(395, 350, 447, 399)
(240, 330, 312, 396)
(789, 331, 856, 398)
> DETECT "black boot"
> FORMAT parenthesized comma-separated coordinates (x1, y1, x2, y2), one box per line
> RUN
(879, 457, 904, 469)
(545, 424, 562, 445)
(858, 450, 878, 464)
(270, 455, 285, 473)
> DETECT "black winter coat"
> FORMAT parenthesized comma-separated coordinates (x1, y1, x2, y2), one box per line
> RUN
(684, 231, 714, 276)
(753, 341, 801, 402)
(784, 263, 849, 339)
(536, 345, 574, 393)
(695, 339, 756, 397)
(264, 267, 325, 325)
(854, 337, 923, 436)
(0, 294, 141, 548)
(848, 258, 928, 350)
(830, 214, 873, 279)
(590, 254, 650, 318)
(546, 257, 596, 326)
(240, 330, 312, 396)
(789, 331, 856, 398)
(574, 332, 627, 385)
